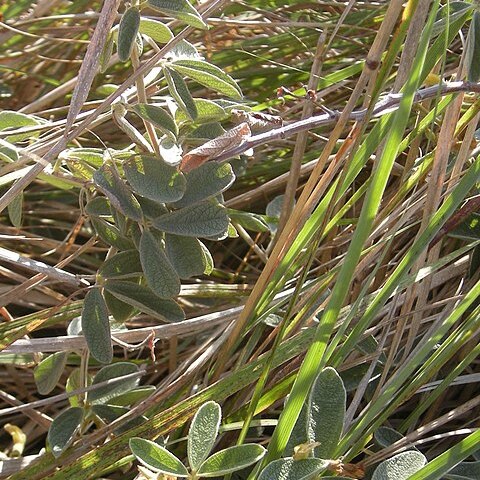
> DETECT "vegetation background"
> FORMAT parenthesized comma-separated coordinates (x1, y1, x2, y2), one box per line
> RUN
(0, 0, 479, 479)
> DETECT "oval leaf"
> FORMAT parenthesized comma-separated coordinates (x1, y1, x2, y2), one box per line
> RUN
(139, 17, 173, 44)
(372, 451, 427, 480)
(124, 155, 186, 203)
(99, 250, 142, 280)
(258, 458, 329, 480)
(104, 289, 136, 322)
(65, 369, 84, 407)
(104, 280, 185, 322)
(229, 210, 269, 232)
(93, 163, 143, 221)
(374, 427, 407, 449)
(130, 438, 189, 477)
(188, 401, 221, 471)
(153, 201, 229, 238)
(164, 66, 197, 120)
(172, 59, 242, 99)
(99, 30, 115, 73)
(0, 110, 43, 142)
(109, 385, 156, 407)
(48, 407, 83, 458)
(165, 234, 210, 278)
(7, 192, 22, 228)
(446, 461, 480, 480)
(176, 99, 226, 125)
(132, 104, 178, 140)
(174, 162, 235, 208)
(92, 404, 146, 433)
(147, 0, 207, 30)
(197, 444, 266, 477)
(117, 7, 140, 62)
(467, 11, 480, 82)
(285, 401, 309, 457)
(34, 352, 68, 395)
(88, 362, 140, 404)
(81, 288, 112, 364)
(90, 217, 135, 250)
(85, 196, 112, 217)
(159, 136, 183, 166)
(308, 367, 346, 459)
(140, 230, 181, 298)
(137, 196, 169, 219)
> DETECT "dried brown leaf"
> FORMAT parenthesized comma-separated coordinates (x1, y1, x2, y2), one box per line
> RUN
(180, 122, 251, 172)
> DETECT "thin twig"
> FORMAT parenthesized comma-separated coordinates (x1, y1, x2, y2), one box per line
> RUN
(212, 81, 480, 164)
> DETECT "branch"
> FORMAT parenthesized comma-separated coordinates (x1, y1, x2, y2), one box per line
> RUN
(213, 81, 480, 164)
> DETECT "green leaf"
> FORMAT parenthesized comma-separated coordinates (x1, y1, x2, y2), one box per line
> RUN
(7, 192, 22, 228)
(164, 66, 197, 120)
(449, 213, 480, 241)
(92, 404, 146, 433)
(433, 2, 473, 37)
(132, 104, 178, 140)
(34, 352, 68, 395)
(104, 280, 185, 322)
(109, 386, 156, 407)
(87, 362, 140, 405)
(171, 60, 242, 99)
(197, 444, 266, 477)
(467, 12, 480, 82)
(117, 7, 140, 62)
(174, 162, 235, 208)
(166, 39, 201, 61)
(266, 194, 286, 233)
(0, 110, 43, 142)
(92, 404, 128, 423)
(374, 427, 407, 449)
(85, 197, 112, 217)
(176, 99, 226, 125)
(0, 142, 18, 162)
(308, 367, 346, 459)
(93, 163, 143, 221)
(372, 451, 427, 480)
(137, 196, 169, 219)
(199, 241, 214, 274)
(147, 0, 207, 30)
(99, 250, 142, 280)
(47, 407, 83, 458)
(165, 234, 211, 278)
(258, 458, 329, 480)
(81, 289, 112, 364)
(159, 136, 183, 165)
(66, 369, 85, 407)
(285, 401, 309, 457)
(188, 122, 226, 141)
(99, 30, 115, 73)
(104, 289, 136, 322)
(62, 148, 104, 167)
(320, 477, 353, 480)
(188, 401, 221, 471)
(90, 217, 135, 250)
(138, 18, 173, 44)
(153, 201, 229, 238)
(66, 158, 96, 180)
(139, 230, 181, 298)
(229, 210, 269, 233)
(129, 438, 189, 477)
(124, 155, 186, 203)
(445, 461, 480, 480)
